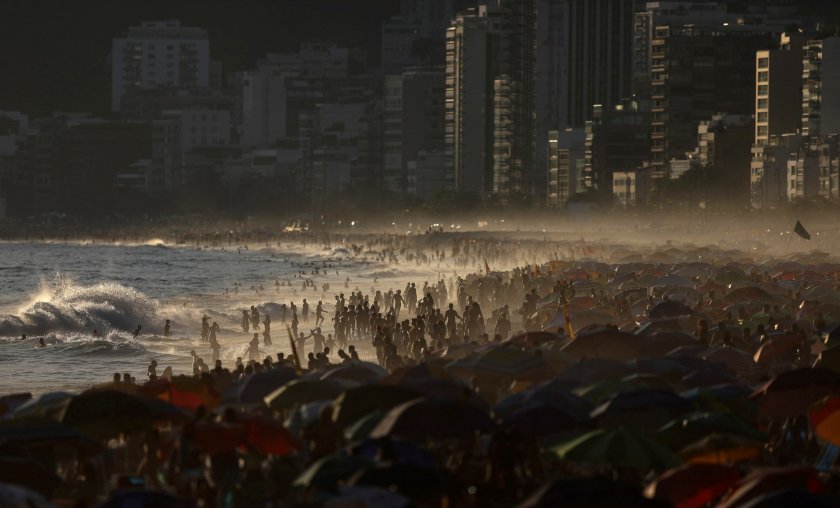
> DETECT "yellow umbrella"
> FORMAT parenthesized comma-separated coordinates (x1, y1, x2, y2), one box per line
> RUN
(679, 434, 762, 465)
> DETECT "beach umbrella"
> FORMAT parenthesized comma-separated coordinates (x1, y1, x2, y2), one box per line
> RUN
(562, 329, 644, 362)
(750, 368, 840, 418)
(0, 482, 57, 508)
(294, 454, 376, 490)
(285, 400, 334, 437)
(0, 393, 31, 418)
(508, 330, 563, 346)
(370, 399, 495, 441)
(238, 414, 299, 455)
(324, 486, 410, 508)
(343, 411, 386, 442)
(518, 476, 665, 508)
(348, 438, 437, 468)
(732, 490, 839, 508)
(349, 463, 455, 503)
(681, 385, 755, 417)
(61, 390, 187, 439)
(381, 361, 453, 384)
(753, 333, 802, 365)
(644, 463, 741, 508)
(0, 456, 61, 496)
(502, 404, 591, 437)
(700, 348, 756, 379)
(678, 433, 763, 465)
(494, 380, 590, 419)
(649, 300, 693, 319)
(445, 345, 552, 380)
(814, 345, 840, 372)
(591, 389, 693, 433)
(399, 378, 489, 412)
(100, 490, 188, 508)
(438, 342, 482, 360)
(264, 379, 345, 411)
(233, 366, 298, 405)
(717, 467, 824, 508)
(657, 412, 764, 451)
(551, 427, 681, 473)
(191, 421, 249, 454)
(321, 362, 386, 384)
(331, 385, 422, 428)
(725, 286, 773, 304)
(10, 392, 74, 421)
(139, 376, 219, 411)
(0, 419, 100, 455)
(808, 396, 840, 446)
(556, 358, 634, 385)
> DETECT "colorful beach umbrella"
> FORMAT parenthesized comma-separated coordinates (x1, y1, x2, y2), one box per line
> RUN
(551, 427, 681, 473)
(644, 463, 741, 508)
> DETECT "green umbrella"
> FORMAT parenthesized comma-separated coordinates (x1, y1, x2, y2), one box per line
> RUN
(656, 412, 765, 451)
(551, 427, 681, 473)
(293, 454, 375, 490)
(264, 379, 345, 411)
(343, 410, 387, 442)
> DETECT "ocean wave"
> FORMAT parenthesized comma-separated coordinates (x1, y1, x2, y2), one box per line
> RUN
(0, 278, 163, 337)
(1, 332, 147, 356)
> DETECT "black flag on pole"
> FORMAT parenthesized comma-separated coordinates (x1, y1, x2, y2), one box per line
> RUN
(793, 220, 811, 240)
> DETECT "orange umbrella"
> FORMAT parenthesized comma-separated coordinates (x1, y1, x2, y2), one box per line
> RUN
(750, 368, 840, 418)
(645, 463, 741, 508)
(809, 395, 840, 446)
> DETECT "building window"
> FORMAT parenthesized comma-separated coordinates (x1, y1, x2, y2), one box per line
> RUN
(758, 57, 769, 69)
(757, 98, 768, 109)
(757, 84, 769, 96)
(757, 71, 768, 82)
(757, 112, 768, 122)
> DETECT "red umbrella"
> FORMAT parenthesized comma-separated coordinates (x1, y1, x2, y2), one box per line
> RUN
(644, 463, 741, 508)
(140, 376, 219, 411)
(750, 368, 840, 418)
(191, 415, 297, 455)
(717, 467, 824, 508)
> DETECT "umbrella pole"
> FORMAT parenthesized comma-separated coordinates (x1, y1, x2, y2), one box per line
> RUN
(784, 231, 793, 257)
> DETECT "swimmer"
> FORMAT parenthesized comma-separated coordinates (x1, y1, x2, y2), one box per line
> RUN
(37, 338, 46, 348)
(164, 319, 171, 337)
(132, 325, 142, 338)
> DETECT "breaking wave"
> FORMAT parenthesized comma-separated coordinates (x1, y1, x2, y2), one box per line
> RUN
(0, 276, 163, 337)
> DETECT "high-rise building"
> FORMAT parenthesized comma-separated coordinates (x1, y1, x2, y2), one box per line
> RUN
(111, 20, 211, 112)
(802, 37, 840, 137)
(384, 67, 446, 194)
(649, 25, 773, 179)
(445, 7, 506, 196)
(754, 33, 806, 146)
(750, 134, 802, 209)
(583, 99, 651, 191)
(563, 0, 636, 129)
(546, 128, 585, 208)
(445, 2, 535, 200)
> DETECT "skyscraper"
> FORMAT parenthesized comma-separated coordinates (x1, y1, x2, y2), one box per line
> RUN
(802, 37, 840, 137)
(111, 20, 211, 113)
(445, 2, 535, 200)
(754, 32, 806, 146)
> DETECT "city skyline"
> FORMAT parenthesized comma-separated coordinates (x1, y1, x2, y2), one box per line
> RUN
(2, 0, 840, 220)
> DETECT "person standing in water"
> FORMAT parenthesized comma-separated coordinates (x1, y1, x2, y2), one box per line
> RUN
(262, 315, 272, 346)
(247, 333, 260, 362)
(133, 325, 142, 338)
(315, 301, 324, 326)
(163, 319, 171, 338)
(201, 316, 210, 341)
(241, 310, 250, 333)
(250, 306, 260, 330)
(302, 299, 310, 323)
